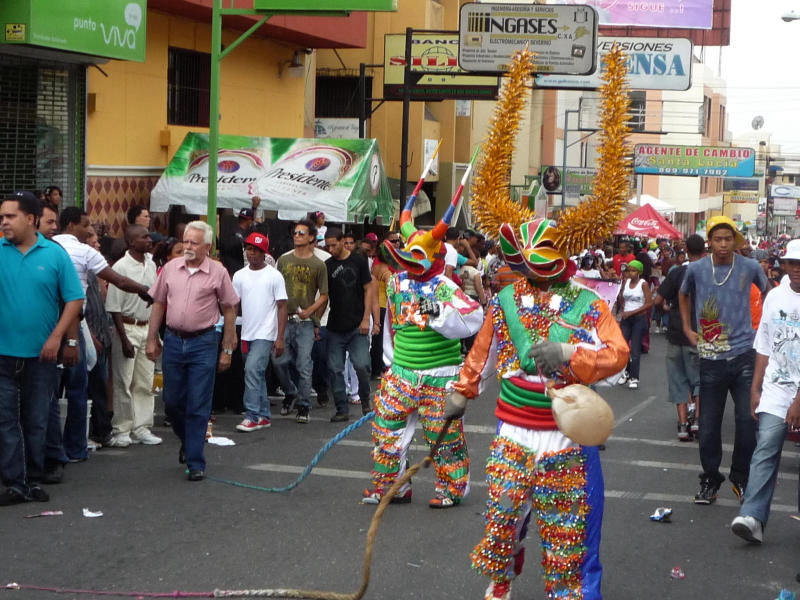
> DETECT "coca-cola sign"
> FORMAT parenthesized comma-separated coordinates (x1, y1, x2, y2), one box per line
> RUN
(629, 217, 659, 230)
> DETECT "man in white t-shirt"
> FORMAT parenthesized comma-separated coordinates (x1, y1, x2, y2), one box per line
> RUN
(731, 239, 800, 544)
(232, 233, 287, 431)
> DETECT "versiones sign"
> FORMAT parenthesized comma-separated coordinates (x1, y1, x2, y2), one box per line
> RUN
(535, 36, 692, 91)
(458, 3, 597, 74)
(634, 144, 756, 178)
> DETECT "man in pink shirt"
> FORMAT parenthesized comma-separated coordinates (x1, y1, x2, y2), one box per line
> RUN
(146, 221, 239, 481)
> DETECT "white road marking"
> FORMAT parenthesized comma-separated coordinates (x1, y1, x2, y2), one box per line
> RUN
(244, 463, 800, 513)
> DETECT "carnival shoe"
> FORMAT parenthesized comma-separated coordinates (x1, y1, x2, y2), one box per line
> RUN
(361, 488, 412, 505)
(731, 515, 763, 544)
(484, 581, 511, 600)
(429, 495, 460, 509)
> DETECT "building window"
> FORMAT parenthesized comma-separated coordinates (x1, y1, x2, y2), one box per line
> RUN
(629, 91, 646, 132)
(315, 76, 372, 118)
(702, 96, 712, 136)
(167, 47, 211, 127)
(718, 105, 726, 141)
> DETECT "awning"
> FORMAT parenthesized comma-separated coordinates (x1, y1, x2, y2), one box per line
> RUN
(628, 194, 675, 214)
(150, 133, 394, 224)
(615, 203, 683, 239)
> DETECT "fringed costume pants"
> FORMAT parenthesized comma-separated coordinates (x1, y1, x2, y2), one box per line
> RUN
(471, 425, 604, 600)
(369, 364, 469, 501)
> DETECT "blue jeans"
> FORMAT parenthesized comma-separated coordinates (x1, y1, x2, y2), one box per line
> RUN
(311, 326, 329, 402)
(242, 339, 274, 422)
(45, 367, 69, 467)
(61, 334, 89, 461)
(162, 329, 219, 472)
(272, 320, 315, 410)
(328, 327, 371, 415)
(739, 412, 786, 527)
(699, 349, 756, 485)
(0, 356, 58, 493)
(620, 314, 647, 379)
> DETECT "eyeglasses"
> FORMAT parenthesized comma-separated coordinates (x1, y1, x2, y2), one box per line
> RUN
(388, 238, 401, 244)
(293, 230, 308, 236)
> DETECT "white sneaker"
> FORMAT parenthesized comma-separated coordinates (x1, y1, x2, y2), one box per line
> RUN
(106, 434, 132, 448)
(131, 430, 163, 445)
(617, 371, 629, 385)
(731, 515, 763, 544)
(628, 378, 639, 389)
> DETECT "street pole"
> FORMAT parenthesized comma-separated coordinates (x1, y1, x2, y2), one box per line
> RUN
(208, 0, 223, 238)
(561, 109, 570, 213)
(358, 62, 366, 139)
(399, 27, 413, 208)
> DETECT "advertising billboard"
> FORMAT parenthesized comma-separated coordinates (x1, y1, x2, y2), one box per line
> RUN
(540, 166, 597, 196)
(722, 191, 758, 204)
(556, 0, 713, 29)
(771, 184, 800, 199)
(773, 197, 798, 217)
(634, 144, 756, 178)
(0, 0, 146, 62)
(458, 3, 598, 74)
(535, 36, 692, 91)
(383, 32, 499, 100)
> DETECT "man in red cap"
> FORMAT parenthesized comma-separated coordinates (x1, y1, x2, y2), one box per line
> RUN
(231, 232, 287, 431)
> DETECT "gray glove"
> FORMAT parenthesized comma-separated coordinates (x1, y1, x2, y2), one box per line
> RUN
(444, 391, 468, 420)
(528, 342, 576, 374)
(418, 297, 440, 317)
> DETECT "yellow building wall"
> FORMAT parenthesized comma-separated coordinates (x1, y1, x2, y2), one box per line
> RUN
(87, 9, 307, 168)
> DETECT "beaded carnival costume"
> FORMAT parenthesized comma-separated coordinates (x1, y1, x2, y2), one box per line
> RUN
(361, 153, 484, 508)
(445, 47, 632, 600)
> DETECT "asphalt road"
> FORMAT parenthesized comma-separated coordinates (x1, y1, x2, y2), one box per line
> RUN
(2, 333, 799, 599)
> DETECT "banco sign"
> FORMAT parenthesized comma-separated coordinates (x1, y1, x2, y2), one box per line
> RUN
(0, 0, 146, 62)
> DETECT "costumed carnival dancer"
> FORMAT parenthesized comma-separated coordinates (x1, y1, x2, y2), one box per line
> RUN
(444, 46, 633, 599)
(361, 143, 484, 508)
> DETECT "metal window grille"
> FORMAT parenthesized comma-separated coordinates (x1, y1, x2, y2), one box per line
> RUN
(0, 56, 85, 205)
(629, 91, 646, 133)
(315, 76, 372, 118)
(167, 47, 211, 127)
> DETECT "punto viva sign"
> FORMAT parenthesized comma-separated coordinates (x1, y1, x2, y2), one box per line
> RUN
(0, 0, 146, 62)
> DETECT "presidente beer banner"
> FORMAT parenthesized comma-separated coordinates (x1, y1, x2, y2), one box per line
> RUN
(150, 133, 394, 223)
(633, 144, 756, 178)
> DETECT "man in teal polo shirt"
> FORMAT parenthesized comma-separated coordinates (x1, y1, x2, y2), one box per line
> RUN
(0, 192, 84, 505)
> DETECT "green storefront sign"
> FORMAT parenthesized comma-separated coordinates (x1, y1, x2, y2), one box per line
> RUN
(0, 0, 146, 62)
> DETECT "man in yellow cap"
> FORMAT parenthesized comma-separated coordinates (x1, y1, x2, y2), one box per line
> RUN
(678, 216, 768, 505)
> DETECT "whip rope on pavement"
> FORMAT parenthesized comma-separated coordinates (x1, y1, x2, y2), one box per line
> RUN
(206, 411, 374, 493)
(5, 415, 454, 600)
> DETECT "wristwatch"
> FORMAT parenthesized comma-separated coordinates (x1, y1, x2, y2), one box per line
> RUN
(222, 348, 234, 355)
(66, 339, 78, 348)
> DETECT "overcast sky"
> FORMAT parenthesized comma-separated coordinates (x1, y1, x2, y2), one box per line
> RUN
(712, 0, 800, 155)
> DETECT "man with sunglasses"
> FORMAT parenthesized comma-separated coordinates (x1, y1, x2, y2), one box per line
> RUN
(273, 219, 329, 424)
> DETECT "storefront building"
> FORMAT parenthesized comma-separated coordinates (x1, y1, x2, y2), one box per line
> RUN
(1, 0, 368, 235)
